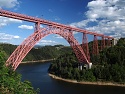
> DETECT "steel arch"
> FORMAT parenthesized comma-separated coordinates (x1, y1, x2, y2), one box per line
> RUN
(6, 26, 89, 70)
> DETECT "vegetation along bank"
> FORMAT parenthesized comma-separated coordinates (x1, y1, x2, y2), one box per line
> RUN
(48, 38, 125, 87)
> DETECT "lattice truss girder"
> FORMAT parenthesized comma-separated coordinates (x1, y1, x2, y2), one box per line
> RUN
(6, 26, 89, 70)
(0, 9, 114, 70)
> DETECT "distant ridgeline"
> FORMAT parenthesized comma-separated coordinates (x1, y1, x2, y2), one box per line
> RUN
(0, 43, 73, 61)
(48, 38, 125, 83)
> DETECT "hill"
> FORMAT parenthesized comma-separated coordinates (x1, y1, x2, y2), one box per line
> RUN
(0, 43, 72, 62)
(48, 38, 125, 84)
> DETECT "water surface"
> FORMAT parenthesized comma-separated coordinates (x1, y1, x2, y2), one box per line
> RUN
(16, 62, 125, 94)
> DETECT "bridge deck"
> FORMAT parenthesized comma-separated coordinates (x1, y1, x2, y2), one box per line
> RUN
(0, 9, 113, 39)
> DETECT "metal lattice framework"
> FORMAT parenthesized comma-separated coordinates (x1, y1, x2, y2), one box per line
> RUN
(0, 9, 114, 70)
(93, 35, 99, 55)
(82, 33, 90, 62)
(6, 25, 88, 70)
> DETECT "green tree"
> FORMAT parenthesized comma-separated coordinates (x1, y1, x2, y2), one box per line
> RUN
(0, 49, 39, 94)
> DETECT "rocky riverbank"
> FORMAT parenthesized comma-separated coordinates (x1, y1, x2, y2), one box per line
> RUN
(49, 73, 125, 87)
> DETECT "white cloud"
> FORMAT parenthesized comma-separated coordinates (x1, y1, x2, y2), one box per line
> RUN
(54, 16, 61, 21)
(0, 33, 21, 44)
(18, 25, 33, 30)
(0, 0, 19, 8)
(54, 35, 63, 39)
(41, 40, 57, 44)
(37, 39, 58, 45)
(0, 0, 21, 27)
(13, 35, 20, 38)
(0, 17, 22, 27)
(70, 19, 96, 28)
(0, 33, 20, 41)
(48, 9, 53, 12)
(70, 0, 125, 38)
(70, 20, 88, 28)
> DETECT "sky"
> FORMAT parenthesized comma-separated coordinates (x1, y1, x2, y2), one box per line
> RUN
(0, 0, 125, 46)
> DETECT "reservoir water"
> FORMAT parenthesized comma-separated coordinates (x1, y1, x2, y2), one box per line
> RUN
(16, 62, 125, 94)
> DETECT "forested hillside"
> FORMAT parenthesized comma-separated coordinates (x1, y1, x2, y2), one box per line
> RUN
(48, 38, 125, 83)
(0, 44, 72, 61)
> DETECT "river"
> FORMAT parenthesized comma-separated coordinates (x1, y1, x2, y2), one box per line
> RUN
(16, 62, 125, 94)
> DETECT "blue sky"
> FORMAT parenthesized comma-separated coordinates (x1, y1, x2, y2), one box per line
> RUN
(0, 0, 125, 46)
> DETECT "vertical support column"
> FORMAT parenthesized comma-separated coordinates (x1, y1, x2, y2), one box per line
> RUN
(34, 22, 41, 42)
(78, 63, 83, 70)
(93, 35, 99, 55)
(101, 36, 105, 50)
(107, 38, 111, 47)
(34, 22, 40, 32)
(82, 33, 90, 62)
(113, 38, 118, 45)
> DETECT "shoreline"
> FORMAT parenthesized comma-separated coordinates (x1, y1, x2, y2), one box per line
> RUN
(49, 73, 125, 87)
(21, 59, 53, 64)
